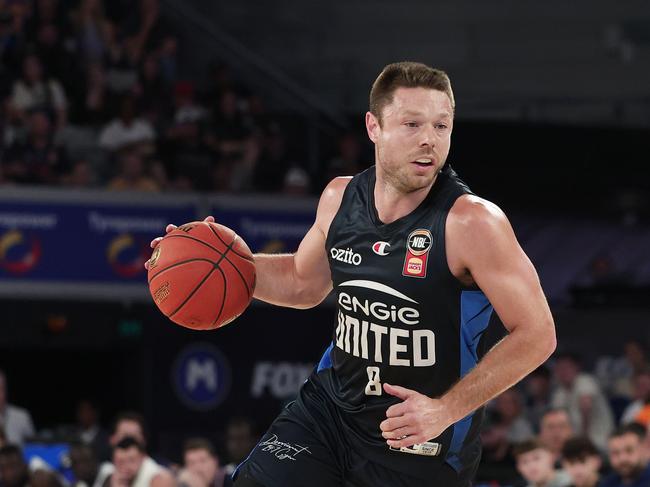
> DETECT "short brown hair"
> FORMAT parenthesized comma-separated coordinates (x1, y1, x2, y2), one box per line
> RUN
(183, 437, 216, 457)
(562, 436, 600, 462)
(369, 62, 455, 125)
(513, 439, 547, 458)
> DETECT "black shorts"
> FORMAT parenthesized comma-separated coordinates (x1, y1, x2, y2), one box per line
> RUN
(233, 383, 475, 487)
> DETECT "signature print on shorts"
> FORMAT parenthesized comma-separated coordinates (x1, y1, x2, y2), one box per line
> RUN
(259, 434, 312, 461)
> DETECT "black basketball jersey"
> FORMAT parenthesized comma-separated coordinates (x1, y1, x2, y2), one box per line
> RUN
(306, 165, 495, 479)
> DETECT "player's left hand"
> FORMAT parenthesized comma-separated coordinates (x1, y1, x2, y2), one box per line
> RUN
(379, 383, 454, 448)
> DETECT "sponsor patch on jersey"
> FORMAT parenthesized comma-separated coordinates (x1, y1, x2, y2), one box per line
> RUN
(402, 229, 432, 278)
(372, 241, 390, 256)
(389, 441, 441, 457)
(330, 247, 362, 266)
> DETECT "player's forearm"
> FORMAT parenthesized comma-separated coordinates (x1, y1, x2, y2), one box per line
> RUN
(252, 253, 328, 309)
(440, 321, 556, 423)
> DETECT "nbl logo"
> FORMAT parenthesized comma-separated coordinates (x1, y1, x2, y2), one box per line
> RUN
(403, 229, 433, 278)
(407, 230, 432, 255)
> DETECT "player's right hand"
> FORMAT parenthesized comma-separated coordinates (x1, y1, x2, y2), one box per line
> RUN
(144, 215, 215, 270)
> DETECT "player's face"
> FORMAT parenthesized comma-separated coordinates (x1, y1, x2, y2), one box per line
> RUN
(366, 87, 453, 194)
(609, 433, 646, 479)
(516, 448, 555, 484)
(562, 456, 600, 487)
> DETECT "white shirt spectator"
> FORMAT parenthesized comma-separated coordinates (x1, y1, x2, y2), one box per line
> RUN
(0, 404, 36, 445)
(552, 373, 615, 449)
(10, 79, 68, 113)
(98, 119, 155, 152)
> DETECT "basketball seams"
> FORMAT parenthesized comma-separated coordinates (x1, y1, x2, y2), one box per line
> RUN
(148, 258, 217, 284)
(221, 254, 253, 299)
(169, 266, 217, 319)
(211, 265, 227, 327)
(206, 222, 255, 263)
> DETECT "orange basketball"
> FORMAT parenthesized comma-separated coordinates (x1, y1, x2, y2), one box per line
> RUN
(147, 221, 256, 330)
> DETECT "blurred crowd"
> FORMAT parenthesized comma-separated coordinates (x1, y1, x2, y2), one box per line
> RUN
(3, 342, 650, 487)
(1, 367, 260, 487)
(0, 0, 367, 195)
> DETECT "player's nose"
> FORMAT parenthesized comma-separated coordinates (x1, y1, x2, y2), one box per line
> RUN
(419, 125, 436, 148)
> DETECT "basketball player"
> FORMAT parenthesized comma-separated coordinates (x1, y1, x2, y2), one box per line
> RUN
(148, 62, 556, 487)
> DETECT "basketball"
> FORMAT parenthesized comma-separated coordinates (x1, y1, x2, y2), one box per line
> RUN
(147, 221, 256, 330)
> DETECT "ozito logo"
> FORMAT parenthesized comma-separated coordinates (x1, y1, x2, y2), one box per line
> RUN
(406, 230, 432, 256)
(372, 241, 390, 256)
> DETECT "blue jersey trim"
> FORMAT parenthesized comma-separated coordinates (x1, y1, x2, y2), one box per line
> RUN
(317, 341, 334, 372)
(446, 290, 494, 472)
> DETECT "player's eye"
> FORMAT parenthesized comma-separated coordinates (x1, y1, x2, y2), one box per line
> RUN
(405, 121, 419, 128)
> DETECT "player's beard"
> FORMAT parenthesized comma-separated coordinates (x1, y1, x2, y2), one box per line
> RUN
(377, 150, 443, 195)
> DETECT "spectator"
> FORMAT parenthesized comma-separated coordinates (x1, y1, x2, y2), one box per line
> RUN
(71, 63, 110, 126)
(620, 369, 650, 425)
(539, 408, 574, 465)
(0, 445, 30, 487)
(513, 439, 572, 487)
(3, 110, 69, 185)
(282, 166, 311, 196)
(107, 437, 174, 487)
(107, 151, 159, 191)
(601, 424, 650, 487)
(223, 418, 257, 476)
(108, 412, 148, 448)
(0, 370, 35, 446)
(75, 400, 110, 463)
(69, 442, 104, 487)
(324, 132, 365, 183)
(551, 353, 615, 449)
(9, 54, 68, 130)
(62, 160, 96, 187)
(478, 388, 535, 483)
(251, 125, 291, 193)
(75, 0, 109, 65)
(561, 437, 602, 487)
(98, 96, 155, 153)
(181, 438, 230, 487)
(526, 365, 554, 432)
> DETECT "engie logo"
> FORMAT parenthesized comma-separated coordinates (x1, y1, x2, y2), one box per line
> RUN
(172, 343, 231, 411)
(372, 241, 390, 256)
(403, 229, 433, 278)
(107, 234, 150, 278)
(330, 247, 362, 266)
(0, 230, 41, 274)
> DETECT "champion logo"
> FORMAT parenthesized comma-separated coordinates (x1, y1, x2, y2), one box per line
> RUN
(372, 241, 390, 256)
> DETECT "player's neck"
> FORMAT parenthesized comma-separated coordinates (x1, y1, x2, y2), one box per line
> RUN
(373, 175, 435, 224)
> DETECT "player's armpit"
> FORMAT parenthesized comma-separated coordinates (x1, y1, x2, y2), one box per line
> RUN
(448, 195, 556, 357)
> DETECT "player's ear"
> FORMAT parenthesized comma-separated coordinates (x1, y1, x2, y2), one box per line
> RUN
(366, 111, 380, 143)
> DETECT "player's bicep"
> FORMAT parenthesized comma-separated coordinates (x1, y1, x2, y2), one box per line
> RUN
(453, 201, 553, 335)
(293, 223, 332, 297)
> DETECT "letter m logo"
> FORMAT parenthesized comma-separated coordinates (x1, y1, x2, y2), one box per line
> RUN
(186, 358, 217, 391)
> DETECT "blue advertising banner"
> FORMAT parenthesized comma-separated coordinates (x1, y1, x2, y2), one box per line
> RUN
(209, 196, 316, 253)
(0, 189, 319, 300)
(0, 188, 198, 299)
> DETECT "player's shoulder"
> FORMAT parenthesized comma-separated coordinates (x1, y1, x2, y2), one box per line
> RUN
(318, 176, 353, 213)
(447, 194, 511, 239)
(315, 176, 353, 232)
